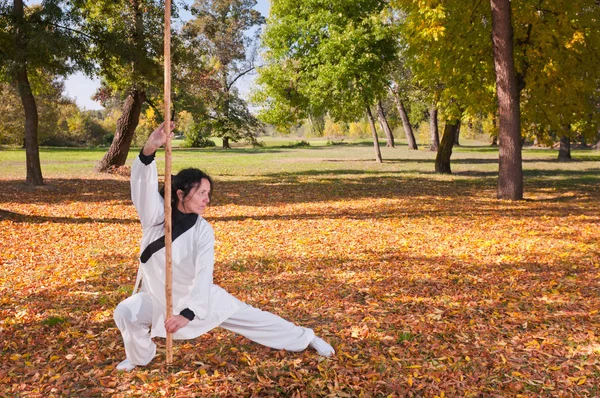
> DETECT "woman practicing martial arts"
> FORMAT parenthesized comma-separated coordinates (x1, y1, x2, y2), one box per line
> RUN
(114, 122, 334, 371)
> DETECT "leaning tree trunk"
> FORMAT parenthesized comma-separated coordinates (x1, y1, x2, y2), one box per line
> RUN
(96, 90, 146, 172)
(15, 0, 43, 185)
(490, 0, 523, 200)
(558, 135, 571, 161)
(389, 87, 418, 150)
(365, 106, 383, 163)
(429, 106, 439, 151)
(435, 119, 460, 174)
(376, 101, 395, 148)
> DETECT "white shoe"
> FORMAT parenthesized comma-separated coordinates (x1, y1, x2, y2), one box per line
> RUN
(309, 336, 335, 357)
(116, 359, 136, 371)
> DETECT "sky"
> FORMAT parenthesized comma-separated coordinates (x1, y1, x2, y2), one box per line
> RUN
(64, 0, 270, 110)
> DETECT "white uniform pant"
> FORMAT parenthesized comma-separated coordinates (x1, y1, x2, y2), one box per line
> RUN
(114, 293, 315, 366)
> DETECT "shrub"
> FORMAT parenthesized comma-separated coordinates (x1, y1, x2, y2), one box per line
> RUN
(284, 140, 311, 148)
(183, 123, 216, 148)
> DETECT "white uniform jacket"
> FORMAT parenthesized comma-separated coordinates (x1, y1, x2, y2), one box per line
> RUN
(130, 156, 242, 340)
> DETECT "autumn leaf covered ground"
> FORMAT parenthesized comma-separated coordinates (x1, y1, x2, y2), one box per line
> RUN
(1, 142, 599, 397)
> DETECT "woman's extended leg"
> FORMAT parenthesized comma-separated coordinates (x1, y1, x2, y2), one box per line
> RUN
(219, 303, 334, 356)
(113, 292, 156, 369)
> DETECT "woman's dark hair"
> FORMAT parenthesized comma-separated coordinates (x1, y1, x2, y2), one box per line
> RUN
(160, 168, 213, 206)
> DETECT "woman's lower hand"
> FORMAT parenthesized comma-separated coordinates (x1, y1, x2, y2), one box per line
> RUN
(164, 314, 190, 333)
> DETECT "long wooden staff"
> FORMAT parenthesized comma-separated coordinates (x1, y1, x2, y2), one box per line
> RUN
(163, 0, 173, 365)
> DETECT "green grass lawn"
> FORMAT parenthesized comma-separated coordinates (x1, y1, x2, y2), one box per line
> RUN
(1, 138, 598, 193)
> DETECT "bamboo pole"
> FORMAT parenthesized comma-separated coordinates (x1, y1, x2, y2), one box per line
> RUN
(163, 0, 173, 365)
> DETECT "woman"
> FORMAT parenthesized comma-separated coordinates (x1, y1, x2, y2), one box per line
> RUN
(114, 123, 334, 371)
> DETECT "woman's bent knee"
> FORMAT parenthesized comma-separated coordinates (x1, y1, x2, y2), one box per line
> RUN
(114, 301, 133, 325)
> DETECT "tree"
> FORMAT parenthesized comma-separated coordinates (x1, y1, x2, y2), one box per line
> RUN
(513, 1, 600, 157)
(490, 0, 523, 200)
(392, 0, 497, 173)
(75, 0, 168, 172)
(376, 101, 394, 148)
(252, 58, 315, 134)
(389, 85, 417, 149)
(386, 48, 419, 150)
(429, 106, 439, 151)
(395, 0, 599, 189)
(557, 126, 572, 161)
(435, 118, 460, 174)
(257, 0, 398, 162)
(0, 83, 24, 145)
(0, 0, 90, 185)
(184, 0, 265, 149)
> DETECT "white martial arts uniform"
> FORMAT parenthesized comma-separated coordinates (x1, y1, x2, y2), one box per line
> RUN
(114, 156, 314, 366)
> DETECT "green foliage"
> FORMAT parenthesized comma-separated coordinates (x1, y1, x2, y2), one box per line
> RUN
(512, 0, 600, 141)
(210, 92, 264, 144)
(392, 0, 600, 142)
(74, 0, 166, 96)
(0, 1, 92, 81)
(257, 0, 398, 128)
(0, 77, 105, 147)
(176, 111, 195, 138)
(283, 140, 311, 148)
(393, 0, 497, 121)
(183, 122, 217, 148)
(0, 76, 131, 147)
(323, 116, 349, 138)
(348, 120, 373, 139)
(183, 0, 265, 146)
(0, 83, 25, 145)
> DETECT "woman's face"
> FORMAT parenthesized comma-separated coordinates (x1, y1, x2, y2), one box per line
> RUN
(177, 178, 211, 215)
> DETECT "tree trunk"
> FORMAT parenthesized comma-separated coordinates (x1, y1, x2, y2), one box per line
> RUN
(14, 0, 43, 185)
(490, 0, 523, 200)
(435, 119, 460, 174)
(490, 116, 498, 146)
(454, 123, 461, 146)
(308, 114, 324, 136)
(97, 1, 147, 173)
(429, 106, 439, 151)
(389, 87, 417, 150)
(96, 90, 146, 172)
(17, 68, 43, 185)
(376, 101, 394, 148)
(221, 71, 231, 149)
(558, 135, 571, 161)
(365, 106, 382, 163)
